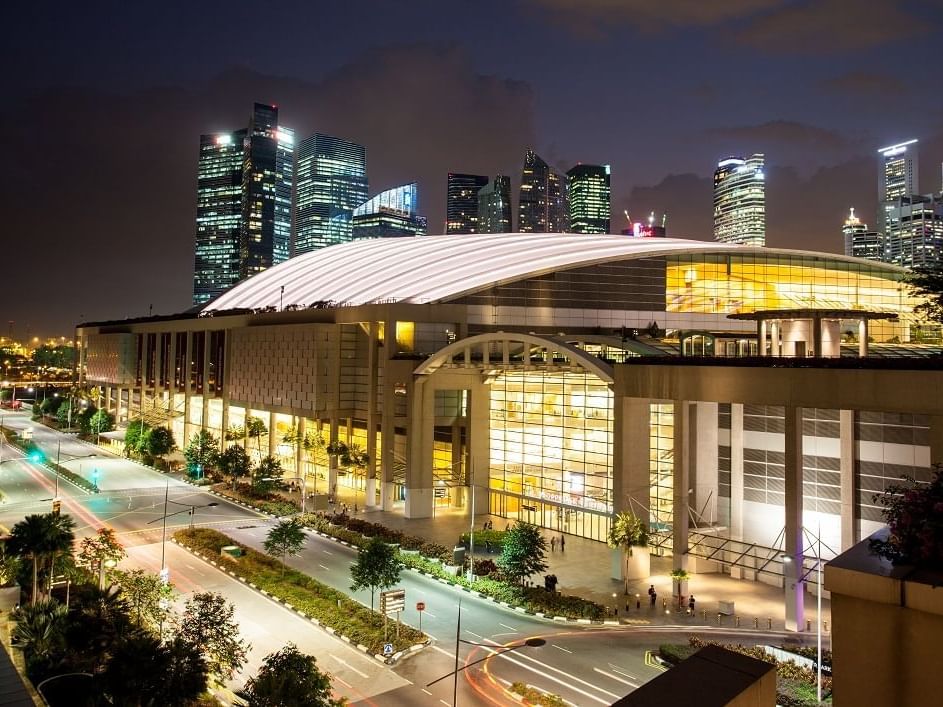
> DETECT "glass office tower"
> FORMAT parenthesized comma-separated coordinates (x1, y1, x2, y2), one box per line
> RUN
(193, 103, 294, 305)
(566, 164, 610, 234)
(713, 154, 765, 246)
(294, 133, 368, 254)
(478, 175, 513, 233)
(446, 173, 488, 234)
(351, 183, 427, 239)
(519, 150, 565, 233)
(842, 208, 885, 262)
(884, 194, 943, 271)
(878, 139, 918, 234)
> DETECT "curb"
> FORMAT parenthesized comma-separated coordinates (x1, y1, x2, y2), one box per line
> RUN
(170, 537, 427, 666)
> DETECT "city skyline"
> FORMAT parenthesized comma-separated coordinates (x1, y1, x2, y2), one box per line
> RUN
(5, 0, 943, 335)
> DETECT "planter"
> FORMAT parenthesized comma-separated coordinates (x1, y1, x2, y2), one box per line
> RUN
(673, 578, 689, 599)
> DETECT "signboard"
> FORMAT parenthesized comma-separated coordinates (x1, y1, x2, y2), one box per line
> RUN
(380, 589, 406, 615)
(383, 643, 394, 656)
(159, 567, 170, 584)
(416, 601, 425, 612)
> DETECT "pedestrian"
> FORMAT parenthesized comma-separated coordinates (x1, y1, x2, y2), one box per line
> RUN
(648, 585, 656, 607)
(488, 520, 493, 530)
(483, 520, 488, 531)
(688, 595, 696, 614)
(559, 535, 565, 552)
(353, 503, 358, 514)
(636, 597, 641, 610)
(550, 537, 556, 551)
(506, 522, 510, 531)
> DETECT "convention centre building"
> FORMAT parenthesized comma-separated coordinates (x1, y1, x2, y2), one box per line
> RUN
(77, 233, 943, 629)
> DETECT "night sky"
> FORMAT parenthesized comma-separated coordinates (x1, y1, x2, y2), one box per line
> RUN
(4, 0, 943, 337)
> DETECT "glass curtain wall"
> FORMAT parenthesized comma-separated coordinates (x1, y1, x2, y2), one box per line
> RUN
(649, 403, 674, 532)
(488, 370, 613, 541)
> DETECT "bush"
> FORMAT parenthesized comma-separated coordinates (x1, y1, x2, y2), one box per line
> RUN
(473, 558, 498, 577)
(174, 528, 425, 655)
(509, 682, 566, 707)
(659, 643, 699, 665)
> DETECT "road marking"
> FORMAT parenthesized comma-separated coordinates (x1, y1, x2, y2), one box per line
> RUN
(421, 689, 432, 696)
(431, 646, 455, 660)
(329, 654, 369, 679)
(498, 623, 517, 632)
(318, 564, 329, 570)
(439, 701, 451, 707)
(479, 643, 611, 705)
(464, 630, 483, 639)
(334, 676, 352, 689)
(184, 564, 196, 570)
(608, 665, 638, 681)
(593, 667, 638, 687)
(424, 611, 437, 618)
(323, 549, 333, 555)
(552, 644, 572, 653)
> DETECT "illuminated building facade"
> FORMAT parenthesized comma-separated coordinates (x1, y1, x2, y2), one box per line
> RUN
(713, 154, 765, 246)
(878, 139, 918, 234)
(884, 194, 943, 271)
(351, 183, 427, 239)
(294, 133, 368, 255)
(842, 208, 884, 262)
(566, 164, 610, 234)
(477, 176, 512, 233)
(446, 173, 488, 233)
(519, 150, 566, 233)
(193, 103, 294, 305)
(81, 234, 939, 630)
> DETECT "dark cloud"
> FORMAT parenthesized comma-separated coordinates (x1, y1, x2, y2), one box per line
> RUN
(527, 0, 941, 53)
(820, 71, 908, 97)
(0, 45, 536, 336)
(620, 174, 714, 241)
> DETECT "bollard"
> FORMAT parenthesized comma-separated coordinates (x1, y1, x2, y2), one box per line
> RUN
(717, 612, 722, 626)
(701, 609, 707, 621)
(337, 599, 342, 609)
(754, 617, 759, 629)
(662, 598, 667, 610)
(735, 615, 740, 628)
(824, 620, 829, 632)
(806, 619, 811, 632)
(767, 617, 772, 630)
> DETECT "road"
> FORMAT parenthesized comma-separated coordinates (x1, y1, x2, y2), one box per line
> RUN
(0, 410, 820, 706)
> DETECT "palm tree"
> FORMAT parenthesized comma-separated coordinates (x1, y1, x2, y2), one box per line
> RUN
(9, 515, 53, 604)
(12, 598, 68, 669)
(607, 511, 650, 595)
(44, 514, 77, 596)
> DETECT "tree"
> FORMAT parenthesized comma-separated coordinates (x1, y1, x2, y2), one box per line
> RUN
(8, 513, 76, 604)
(142, 426, 175, 459)
(607, 511, 650, 595)
(246, 416, 268, 456)
(241, 643, 344, 707)
(101, 633, 207, 707)
(110, 568, 174, 633)
(184, 429, 219, 478)
(88, 408, 115, 435)
(124, 419, 150, 456)
(55, 400, 75, 428)
(219, 444, 252, 490)
(349, 536, 401, 610)
(907, 267, 943, 325)
(498, 522, 548, 587)
(11, 598, 68, 675)
(64, 584, 133, 673)
(77, 527, 126, 590)
(253, 455, 284, 492)
(76, 403, 98, 435)
(39, 396, 61, 416)
(264, 519, 306, 573)
(178, 591, 249, 680)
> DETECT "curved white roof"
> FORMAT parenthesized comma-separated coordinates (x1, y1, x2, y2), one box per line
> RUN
(203, 233, 903, 312)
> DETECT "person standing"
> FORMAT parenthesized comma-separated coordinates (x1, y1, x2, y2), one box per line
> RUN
(559, 535, 565, 552)
(648, 584, 656, 608)
(550, 536, 556, 552)
(688, 595, 696, 614)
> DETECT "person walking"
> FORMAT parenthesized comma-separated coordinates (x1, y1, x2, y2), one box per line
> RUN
(550, 536, 556, 552)
(559, 535, 565, 552)
(688, 595, 696, 614)
(648, 584, 656, 608)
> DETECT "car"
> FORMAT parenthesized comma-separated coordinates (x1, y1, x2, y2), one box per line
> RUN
(0, 400, 22, 410)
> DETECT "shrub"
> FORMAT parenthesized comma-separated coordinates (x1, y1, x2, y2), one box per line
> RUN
(659, 643, 699, 665)
(460, 529, 508, 550)
(472, 558, 498, 577)
(509, 682, 566, 707)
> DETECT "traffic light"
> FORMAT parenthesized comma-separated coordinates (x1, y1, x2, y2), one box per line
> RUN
(51, 499, 61, 515)
(92, 468, 100, 489)
(27, 449, 45, 464)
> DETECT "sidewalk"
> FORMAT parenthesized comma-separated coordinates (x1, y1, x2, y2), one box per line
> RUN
(343, 496, 831, 635)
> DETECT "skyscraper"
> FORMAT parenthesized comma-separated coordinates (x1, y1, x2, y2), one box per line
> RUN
(193, 103, 294, 306)
(351, 183, 427, 239)
(884, 195, 943, 271)
(566, 164, 610, 234)
(842, 208, 884, 262)
(878, 139, 918, 234)
(713, 154, 765, 246)
(518, 150, 566, 232)
(446, 173, 488, 233)
(294, 133, 368, 255)
(477, 175, 512, 233)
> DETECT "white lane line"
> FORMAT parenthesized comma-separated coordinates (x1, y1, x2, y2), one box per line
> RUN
(318, 564, 329, 570)
(322, 549, 333, 555)
(483, 637, 621, 702)
(609, 665, 638, 681)
(424, 611, 437, 618)
(184, 564, 196, 570)
(432, 645, 455, 660)
(498, 623, 517, 632)
(329, 654, 369, 679)
(464, 630, 483, 639)
(478, 643, 610, 705)
(439, 700, 451, 707)
(334, 675, 352, 689)
(552, 644, 572, 653)
(422, 689, 433, 696)
(593, 667, 638, 688)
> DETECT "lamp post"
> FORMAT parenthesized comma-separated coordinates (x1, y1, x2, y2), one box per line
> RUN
(149, 480, 219, 583)
(782, 530, 825, 703)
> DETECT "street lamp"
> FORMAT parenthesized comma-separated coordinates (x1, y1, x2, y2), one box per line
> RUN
(781, 531, 825, 703)
(148, 480, 219, 585)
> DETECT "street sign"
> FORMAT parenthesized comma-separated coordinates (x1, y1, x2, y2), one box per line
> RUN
(383, 643, 393, 656)
(416, 601, 425, 612)
(159, 567, 170, 584)
(380, 589, 406, 615)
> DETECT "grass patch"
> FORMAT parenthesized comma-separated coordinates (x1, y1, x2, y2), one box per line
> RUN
(174, 527, 425, 655)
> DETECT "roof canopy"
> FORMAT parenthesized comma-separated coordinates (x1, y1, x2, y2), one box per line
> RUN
(204, 233, 904, 312)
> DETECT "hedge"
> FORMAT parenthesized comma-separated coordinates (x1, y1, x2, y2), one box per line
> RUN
(509, 682, 567, 706)
(173, 527, 425, 655)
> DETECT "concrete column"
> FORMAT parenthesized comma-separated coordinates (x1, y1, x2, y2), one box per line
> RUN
(929, 415, 943, 469)
(154, 332, 164, 400)
(450, 421, 464, 508)
(467, 378, 491, 516)
(672, 400, 691, 573)
(405, 375, 434, 518)
(692, 401, 719, 526)
(365, 322, 379, 507)
(759, 320, 767, 356)
(858, 319, 868, 357)
(611, 397, 652, 580)
(812, 316, 822, 357)
(183, 332, 193, 444)
(380, 365, 397, 511)
(784, 405, 805, 632)
(328, 417, 339, 496)
(770, 321, 780, 357)
(729, 404, 750, 579)
(167, 332, 177, 419)
(295, 416, 305, 485)
(839, 409, 856, 551)
(268, 410, 277, 457)
(104, 386, 113, 413)
(201, 332, 211, 433)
